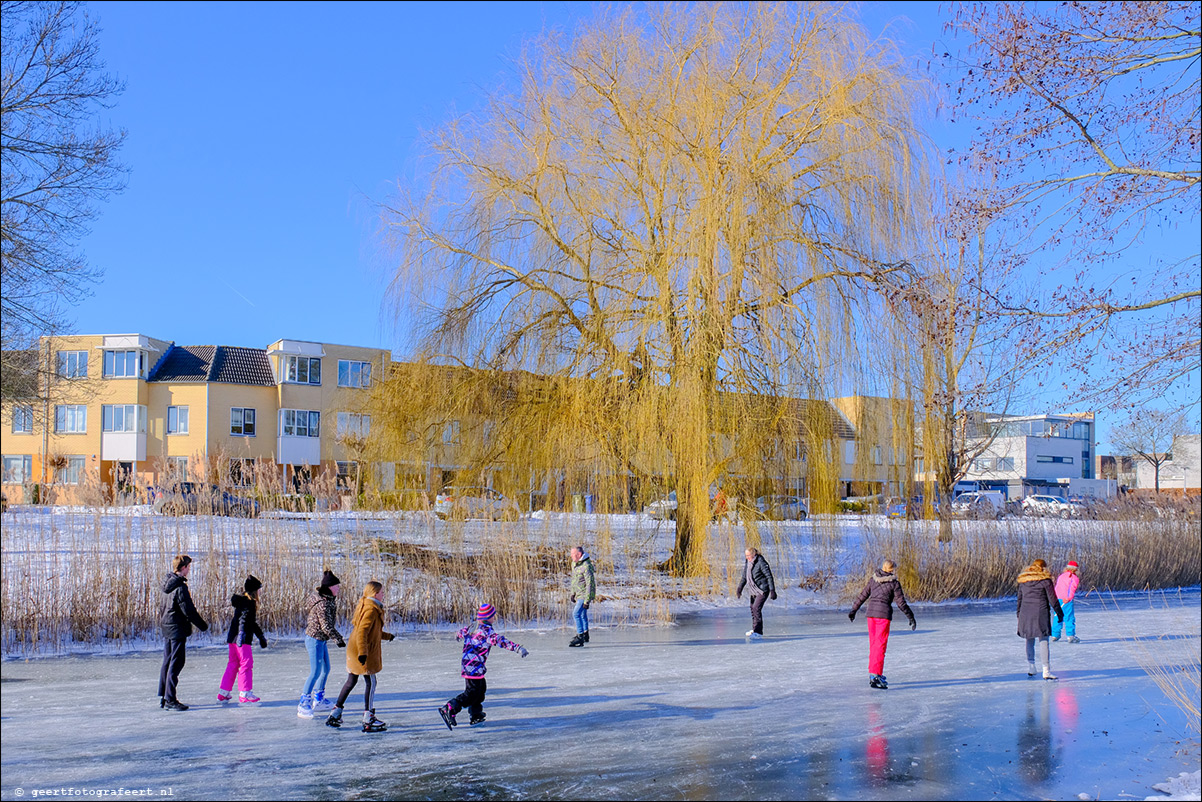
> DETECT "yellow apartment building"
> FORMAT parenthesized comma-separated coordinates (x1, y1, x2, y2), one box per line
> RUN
(1, 334, 390, 503)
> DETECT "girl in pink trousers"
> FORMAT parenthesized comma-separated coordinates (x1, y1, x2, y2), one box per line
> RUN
(1052, 561, 1081, 643)
(218, 575, 267, 704)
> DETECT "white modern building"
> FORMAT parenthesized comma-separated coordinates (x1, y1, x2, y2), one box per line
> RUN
(957, 412, 1117, 500)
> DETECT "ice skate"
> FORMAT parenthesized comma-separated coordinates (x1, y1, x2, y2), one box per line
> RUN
(568, 633, 585, 647)
(362, 712, 387, 733)
(745, 631, 763, 640)
(1042, 668, 1058, 681)
(583, 630, 589, 643)
(469, 712, 486, 726)
(239, 691, 261, 705)
(1051, 635, 1061, 642)
(311, 692, 335, 712)
(1027, 662, 1037, 677)
(438, 703, 457, 730)
(869, 674, 887, 690)
(297, 694, 314, 719)
(163, 699, 189, 711)
(217, 690, 232, 704)
(325, 707, 344, 728)
(1066, 636, 1080, 644)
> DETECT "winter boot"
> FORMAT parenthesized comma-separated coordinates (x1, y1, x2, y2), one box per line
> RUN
(362, 711, 387, 733)
(326, 707, 344, 728)
(469, 711, 487, 726)
(311, 692, 335, 713)
(217, 689, 233, 704)
(568, 633, 585, 647)
(1027, 662, 1037, 677)
(1042, 667, 1058, 681)
(297, 694, 315, 719)
(583, 630, 590, 643)
(438, 703, 457, 730)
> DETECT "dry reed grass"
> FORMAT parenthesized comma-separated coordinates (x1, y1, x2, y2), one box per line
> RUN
(847, 513, 1202, 602)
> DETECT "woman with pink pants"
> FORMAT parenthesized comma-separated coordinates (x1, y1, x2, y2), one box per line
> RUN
(848, 560, 917, 690)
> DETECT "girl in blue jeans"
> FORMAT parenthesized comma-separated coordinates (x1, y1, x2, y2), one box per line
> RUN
(299, 570, 345, 718)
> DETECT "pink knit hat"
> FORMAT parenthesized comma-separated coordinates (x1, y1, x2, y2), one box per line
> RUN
(476, 603, 496, 621)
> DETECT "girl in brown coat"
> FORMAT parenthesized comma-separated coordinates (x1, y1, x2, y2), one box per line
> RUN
(326, 581, 394, 732)
(1017, 559, 1064, 680)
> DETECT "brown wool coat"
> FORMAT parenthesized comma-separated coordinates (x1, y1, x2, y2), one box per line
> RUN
(346, 596, 394, 675)
(1016, 566, 1064, 639)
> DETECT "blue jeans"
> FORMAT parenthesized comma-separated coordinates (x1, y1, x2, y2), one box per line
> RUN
(303, 636, 330, 696)
(573, 600, 589, 633)
(1052, 600, 1076, 638)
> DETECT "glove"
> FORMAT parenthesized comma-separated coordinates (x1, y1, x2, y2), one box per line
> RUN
(909, 619, 917, 631)
(1057, 616, 1064, 624)
(848, 611, 856, 622)
(358, 654, 367, 665)
(258, 636, 268, 649)
(736, 592, 742, 600)
(582, 602, 589, 610)
(336, 639, 346, 649)
(570, 594, 576, 603)
(769, 591, 777, 601)
(518, 647, 529, 658)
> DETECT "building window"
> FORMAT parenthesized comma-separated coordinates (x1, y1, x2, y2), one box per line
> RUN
(336, 460, 359, 490)
(231, 408, 256, 437)
(57, 456, 85, 485)
(280, 409, 320, 437)
(844, 441, 856, 464)
(998, 457, 1014, 471)
(284, 356, 322, 385)
(166, 406, 189, 435)
(2, 455, 32, 484)
(57, 350, 88, 378)
(872, 446, 883, 465)
(1035, 455, 1074, 464)
(228, 458, 255, 487)
(336, 412, 370, 438)
(167, 456, 189, 478)
(793, 442, 807, 461)
(102, 404, 147, 433)
(12, 405, 33, 434)
(443, 420, 460, 446)
(54, 405, 87, 433)
(338, 360, 372, 388)
(104, 349, 145, 378)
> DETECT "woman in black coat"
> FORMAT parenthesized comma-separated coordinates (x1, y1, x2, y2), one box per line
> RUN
(1017, 559, 1064, 680)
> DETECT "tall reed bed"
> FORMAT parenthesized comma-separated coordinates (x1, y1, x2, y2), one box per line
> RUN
(848, 514, 1202, 602)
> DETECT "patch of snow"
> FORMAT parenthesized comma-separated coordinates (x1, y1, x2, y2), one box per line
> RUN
(1148, 770, 1202, 801)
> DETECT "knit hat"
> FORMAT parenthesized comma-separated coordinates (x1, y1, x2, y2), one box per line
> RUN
(476, 603, 496, 621)
(1066, 561, 1079, 570)
(320, 570, 341, 589)
(244, 575, 262, 594)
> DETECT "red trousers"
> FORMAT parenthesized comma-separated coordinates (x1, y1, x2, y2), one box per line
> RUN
(867, 617, 891, 675)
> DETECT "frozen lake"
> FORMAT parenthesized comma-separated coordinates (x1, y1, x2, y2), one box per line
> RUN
(2, 589, 1198, 801)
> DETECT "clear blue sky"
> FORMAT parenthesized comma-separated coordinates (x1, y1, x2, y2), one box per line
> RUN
(71, 2, 1196, 444)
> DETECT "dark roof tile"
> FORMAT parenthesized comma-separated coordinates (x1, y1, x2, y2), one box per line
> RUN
(149, 344, 275, 386)
(149, 345, 215, 382)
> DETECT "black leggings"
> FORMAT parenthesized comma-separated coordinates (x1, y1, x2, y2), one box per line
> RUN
(335, 672, 376, 711)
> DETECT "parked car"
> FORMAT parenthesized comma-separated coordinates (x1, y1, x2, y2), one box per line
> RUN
(951, 491, 1005, 520)
(885, 496, 944, 519)
(1020, 494, 1084, 519)
(152, 482, 261, 518)
(433, 486, 520, 521)
(754, 495, 809, 521)
(645, 489, 741, 521)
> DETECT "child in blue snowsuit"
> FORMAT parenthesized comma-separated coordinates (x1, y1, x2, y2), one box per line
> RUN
(438, 603, 528, 728)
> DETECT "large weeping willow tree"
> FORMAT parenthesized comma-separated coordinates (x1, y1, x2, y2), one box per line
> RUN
(384, 3, 932, 575)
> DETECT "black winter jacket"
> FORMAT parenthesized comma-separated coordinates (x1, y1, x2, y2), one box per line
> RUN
(850, 570, 916, 624)
(736, 555, 776, 597)
(160, 572, 208, 640)
(225, 593, 266, 646)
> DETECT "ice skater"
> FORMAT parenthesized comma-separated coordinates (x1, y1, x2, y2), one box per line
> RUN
(735, 547, 777, 639)
(568, 546, 596, 647)
(299, 570, 346, 718)
(326, 581, 394, 732)
(158, 554, 209, 711)
(1051, 561, 1080, 643)
(439, 603, 528, 729)
(1016, 559, 1064, 680)
(848, 559, 916, 689)
(218, 575, 267, 705)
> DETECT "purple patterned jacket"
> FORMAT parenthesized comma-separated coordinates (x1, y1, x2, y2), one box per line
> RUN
(457, 622, 524, 679)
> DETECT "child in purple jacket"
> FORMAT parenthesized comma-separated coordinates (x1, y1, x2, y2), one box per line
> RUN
(438, 604, 528, 729)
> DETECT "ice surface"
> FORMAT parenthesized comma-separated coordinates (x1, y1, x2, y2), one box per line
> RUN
(2, 590, 1198, 801)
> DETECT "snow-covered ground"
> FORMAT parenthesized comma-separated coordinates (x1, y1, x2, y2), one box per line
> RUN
(1, 590, 1198, 801)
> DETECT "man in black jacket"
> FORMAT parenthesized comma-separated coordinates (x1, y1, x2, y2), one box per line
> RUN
(735, 547, 777, 639)
(158, 554, 208, 710)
